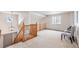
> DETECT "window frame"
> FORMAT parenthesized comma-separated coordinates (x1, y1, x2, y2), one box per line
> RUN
(52, 15, 61, 24)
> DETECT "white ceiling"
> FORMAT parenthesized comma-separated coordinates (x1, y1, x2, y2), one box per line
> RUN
(0, 11, 70, 15)
(12, 11, 69, 15)
(35, 11, 69, 15)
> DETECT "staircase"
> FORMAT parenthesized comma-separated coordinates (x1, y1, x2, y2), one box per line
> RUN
(14, 22, 25, 43)
(14, 22, 38, 43)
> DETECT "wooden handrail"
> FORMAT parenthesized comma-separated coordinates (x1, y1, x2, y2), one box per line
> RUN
(14, 23, 25, 43)
(14, 23, 38, 43)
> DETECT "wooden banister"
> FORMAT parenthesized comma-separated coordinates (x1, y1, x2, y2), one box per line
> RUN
(14, 23, 38, 43)
(14, 23, 25, 43)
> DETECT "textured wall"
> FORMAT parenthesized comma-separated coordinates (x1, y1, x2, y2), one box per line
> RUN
(43, 12, 74, 31)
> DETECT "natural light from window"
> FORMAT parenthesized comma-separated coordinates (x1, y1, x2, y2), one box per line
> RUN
(74, 11, 79, 26)
(52, 16, 61, 24)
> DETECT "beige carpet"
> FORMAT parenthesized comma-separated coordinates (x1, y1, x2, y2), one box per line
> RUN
(7, 30, 78, 48)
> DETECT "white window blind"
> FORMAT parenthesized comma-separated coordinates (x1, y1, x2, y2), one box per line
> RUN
(52, 16, 61, 24)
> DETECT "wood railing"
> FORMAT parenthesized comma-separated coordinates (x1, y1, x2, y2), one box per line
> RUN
(14, 23, 25, 43)
(30, 24, 37, 36)
(25, 23, 37, 40)
(14, 23, 38, 43)
(37, 23, 47, 31)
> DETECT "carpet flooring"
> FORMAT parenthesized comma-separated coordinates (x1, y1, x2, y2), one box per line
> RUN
(7, 30, 78, 48)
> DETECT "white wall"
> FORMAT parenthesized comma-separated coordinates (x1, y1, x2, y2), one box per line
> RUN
(42, 12, 74, 31)
(0, 13, 18, 34)
(20, 12, 30, 25)
(27, 12, 45, 24)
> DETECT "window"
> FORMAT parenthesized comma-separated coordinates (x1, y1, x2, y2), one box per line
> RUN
(74, 11, 78, 25)
(74, 11, 79, 25)
(52, 16, 61, 24)
(18, 15, 24, 25)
